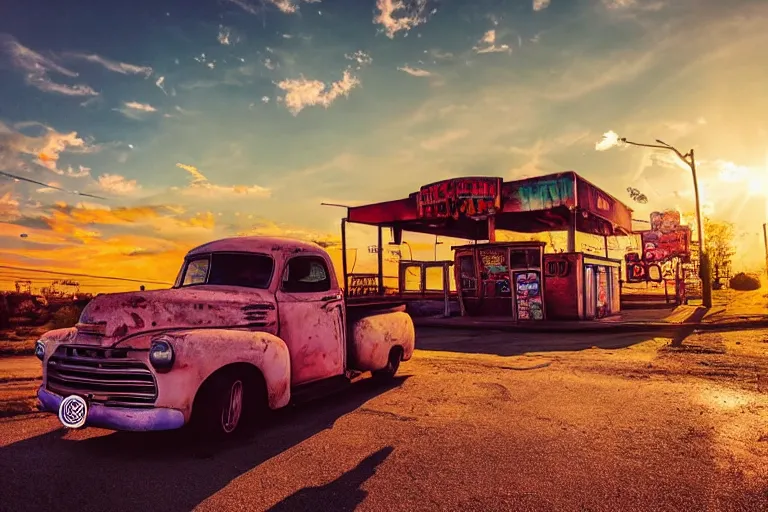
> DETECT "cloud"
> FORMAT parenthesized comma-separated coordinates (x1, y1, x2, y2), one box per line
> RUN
(124, 101, 156, 112)
(155, 76, 168, 95)
(595, 130, 622, 151)
(237, 218, 339, 247)
(0, 192, 21, 221)
(96, 174, 140, 195)
(397, 65, 432, 77)
(345, 50, 373, 69)
(66, 165, 91, 178)
(602, 0, 664, 10)
(473, 30, 512, 54)
(176, 163, 207, 184)
(174, 163, 271, 197)
(426, 49, 454, 61)
(62, 52, 152, 77)
(224, 0, 319, 15)
(0, 34, 98, 96)
(52, 203, 217, 233)
(374, 0, 435, 39)
(0, 121, 91, 175)
(36, 182, 62, 194)
(218, 25, 232, 45)
(223, 0, 259, 14)
(420, 129, 470, 151)
(276, 70, 360, 115)
(114, 101, 158, 119)
(266, 0, 300, 14)
(178, 183, 272, 198)
(539, 50, 654, 101)
(533, 0, 551, 11)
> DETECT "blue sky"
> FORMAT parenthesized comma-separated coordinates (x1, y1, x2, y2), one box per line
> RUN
(1, 0, 767, 288)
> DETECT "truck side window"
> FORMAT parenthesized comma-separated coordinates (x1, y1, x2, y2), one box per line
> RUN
(182, 256, 210, 286)
(282, 256, 331, 293)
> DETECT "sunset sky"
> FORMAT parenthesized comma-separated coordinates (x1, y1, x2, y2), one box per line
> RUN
(1, 0, 767, 292)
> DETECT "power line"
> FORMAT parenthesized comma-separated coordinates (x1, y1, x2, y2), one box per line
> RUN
(0, 265, 172, 285)
(0, 170, 107, 199)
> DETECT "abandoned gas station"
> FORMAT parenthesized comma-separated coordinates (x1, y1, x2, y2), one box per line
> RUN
(339, 171, 640, 321)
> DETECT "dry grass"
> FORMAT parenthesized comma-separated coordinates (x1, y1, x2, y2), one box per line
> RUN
(0, 326, 47, 357)
(0, 335, 38, 357)
(0, 377, 41, 418)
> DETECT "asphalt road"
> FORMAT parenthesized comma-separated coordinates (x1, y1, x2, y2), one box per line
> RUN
(1, 327, 767, 512)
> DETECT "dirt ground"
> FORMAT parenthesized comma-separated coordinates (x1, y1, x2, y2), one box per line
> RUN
(1, 327, 766, 511)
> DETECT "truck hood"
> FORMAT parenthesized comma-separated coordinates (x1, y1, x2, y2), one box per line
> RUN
(77, 286, 278, 346)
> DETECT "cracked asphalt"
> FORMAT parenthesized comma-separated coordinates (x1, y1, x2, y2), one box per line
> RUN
(1, 327, 767, 511)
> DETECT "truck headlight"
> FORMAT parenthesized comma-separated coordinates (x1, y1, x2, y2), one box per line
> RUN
(34, 340, 45, 361)
(149, 340, 174, 372)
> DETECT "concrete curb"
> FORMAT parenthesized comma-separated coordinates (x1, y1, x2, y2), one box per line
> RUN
(414, 318, 768, 334)
(696, 320, 768, 332)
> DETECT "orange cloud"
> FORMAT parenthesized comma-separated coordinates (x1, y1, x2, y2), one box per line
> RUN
(0, 192, 21, 221)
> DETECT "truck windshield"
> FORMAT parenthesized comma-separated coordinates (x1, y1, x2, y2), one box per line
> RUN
(179, 252, 274, 289)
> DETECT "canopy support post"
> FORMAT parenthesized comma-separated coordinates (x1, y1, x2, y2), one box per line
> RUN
(567, 208, 577, 252)
(377, 226, 384, 295)
(341, 218, 348, 298)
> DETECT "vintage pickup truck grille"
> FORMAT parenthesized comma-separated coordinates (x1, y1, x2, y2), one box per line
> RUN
(46, 346, 157, 407)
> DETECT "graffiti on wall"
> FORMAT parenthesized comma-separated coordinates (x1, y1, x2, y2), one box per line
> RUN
(418, 177, 502, 220)
(504, 175, 575, 212)
(514, 271, 544, 320)
(642, 210, 692, 262)
(348, 275, 378, 296)
(625, 251, 663, 283)
(625, 209, 692, 282)
(479, 248, 511, 296)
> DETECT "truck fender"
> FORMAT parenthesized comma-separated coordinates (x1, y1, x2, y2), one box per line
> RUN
(350, 311, 415, 372)
(157, 329, 291, 413)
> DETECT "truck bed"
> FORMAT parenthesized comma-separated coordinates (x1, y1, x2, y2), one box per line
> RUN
(345, 297, 407, 319)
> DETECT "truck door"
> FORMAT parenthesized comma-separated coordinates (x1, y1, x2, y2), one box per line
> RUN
(275, 255, 345, 386)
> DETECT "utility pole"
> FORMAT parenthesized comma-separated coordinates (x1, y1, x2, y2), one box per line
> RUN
(618, 137, 713, 308)
(763, 223, 768, 279)
(434, 235, 443, 261)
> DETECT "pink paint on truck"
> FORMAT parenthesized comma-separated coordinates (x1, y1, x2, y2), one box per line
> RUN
(35, 236, 416, 437)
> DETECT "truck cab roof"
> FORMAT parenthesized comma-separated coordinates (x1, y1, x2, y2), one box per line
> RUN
(187, 236, 327, 257)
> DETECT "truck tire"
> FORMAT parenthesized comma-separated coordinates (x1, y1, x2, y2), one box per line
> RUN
(373, 347, 402, 381)
(191, 368, 264, 439)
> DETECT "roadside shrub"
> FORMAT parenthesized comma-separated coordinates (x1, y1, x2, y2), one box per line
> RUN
(51, 305, 82, 329)
(729, 272, 761, 291)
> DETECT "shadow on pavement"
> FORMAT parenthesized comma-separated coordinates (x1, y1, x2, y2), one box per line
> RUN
(416, 327, 683, 356)
(267, 446, 394, 512)
(0, 376, 408, 512)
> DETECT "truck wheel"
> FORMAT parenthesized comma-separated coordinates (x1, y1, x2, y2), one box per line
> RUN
(192, 369, 264, 439)
(373, 347, 402, 381)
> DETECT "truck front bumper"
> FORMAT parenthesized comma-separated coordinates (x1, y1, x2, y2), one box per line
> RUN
(37, 386, 186, 432)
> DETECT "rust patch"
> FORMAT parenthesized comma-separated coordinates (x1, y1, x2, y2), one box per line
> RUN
(112, 324, 129, 338)
(126, 296, 148, 309)
(130, 312, 145, 328)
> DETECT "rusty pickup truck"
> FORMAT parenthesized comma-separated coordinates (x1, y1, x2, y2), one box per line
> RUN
(34, 236, 415, 437)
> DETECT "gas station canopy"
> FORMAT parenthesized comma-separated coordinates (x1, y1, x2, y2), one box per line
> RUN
(347, 171, 633, 240)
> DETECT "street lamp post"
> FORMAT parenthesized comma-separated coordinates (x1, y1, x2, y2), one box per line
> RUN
(618, 137, 713, 308)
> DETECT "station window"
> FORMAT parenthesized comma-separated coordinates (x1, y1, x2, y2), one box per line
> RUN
(509, 250, 528, 269)
(425, 266, 444, 291)
(403, 265, 422, 292)
(458, 256, 477, 296)
(282, 256, 331, 293)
